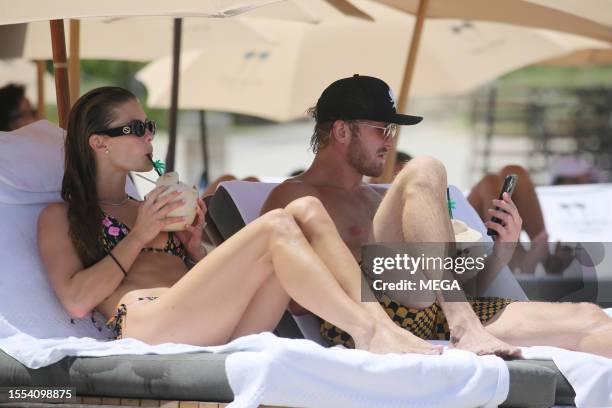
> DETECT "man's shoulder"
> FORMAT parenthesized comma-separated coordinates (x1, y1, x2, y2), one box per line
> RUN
(262, 179, 321, 213)
(269, 179, 322, 201)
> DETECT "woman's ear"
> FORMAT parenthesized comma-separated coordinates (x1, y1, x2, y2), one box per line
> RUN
(88, 134, 107, 153)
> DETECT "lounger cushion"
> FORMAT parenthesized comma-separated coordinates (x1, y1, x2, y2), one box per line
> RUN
(0, 120, 64, 204)
(522, 359, 576, 406)
(208, 181, 577, 407)
(0, 121, 139, 339)
(0, 350, 233, 402)
(0, 201, 111, 339)
(1, 349, 574, 407)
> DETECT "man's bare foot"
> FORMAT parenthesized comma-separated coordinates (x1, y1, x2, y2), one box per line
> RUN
(353, 322, 443, 355)
(450, 324, 521, 358)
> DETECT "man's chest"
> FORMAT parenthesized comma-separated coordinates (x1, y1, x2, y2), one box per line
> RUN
(317, 191, 379, 248)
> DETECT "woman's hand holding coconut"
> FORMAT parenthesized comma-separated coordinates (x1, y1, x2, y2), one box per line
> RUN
(175, 196, 208, 262)
(131, 186, 186, 247)
(153, 171, 205, 262)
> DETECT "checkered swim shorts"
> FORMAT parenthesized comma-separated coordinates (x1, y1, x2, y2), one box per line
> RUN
(320, 294, 515, 348)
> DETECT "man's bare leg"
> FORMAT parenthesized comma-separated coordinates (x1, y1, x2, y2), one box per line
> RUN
(372, 156, 521, 357)
(485, 301, 612, 358)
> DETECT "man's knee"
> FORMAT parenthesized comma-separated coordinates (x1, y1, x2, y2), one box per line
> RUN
(396, 155, 447, 189)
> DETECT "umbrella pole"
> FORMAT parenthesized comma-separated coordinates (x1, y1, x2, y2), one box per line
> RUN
(379, 0, 429, 183)
(35, 60, 46, 118)
(199, 110, 210, 185)
(69, 19, 80, 106)
(50, 20, 70, 129)
(165, 18, 183, 173)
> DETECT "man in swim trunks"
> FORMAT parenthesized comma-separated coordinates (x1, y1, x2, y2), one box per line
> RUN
(262, 74, 612, 358)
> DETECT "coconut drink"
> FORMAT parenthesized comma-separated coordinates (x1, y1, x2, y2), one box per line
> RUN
(452, 219, 482, 244)
(155, 171, 198, 232)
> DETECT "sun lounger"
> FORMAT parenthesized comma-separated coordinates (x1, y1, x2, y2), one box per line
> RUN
(207, 180, 578, 407)
(0, 121, 581, 407)
(0, 121, 236, 407)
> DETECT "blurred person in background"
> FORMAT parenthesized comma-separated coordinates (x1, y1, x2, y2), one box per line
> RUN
(550, 155, 602, 185)
(0, 84, 39, 131)
(469, 165, 550, 274)
(468, 156, 602, 275)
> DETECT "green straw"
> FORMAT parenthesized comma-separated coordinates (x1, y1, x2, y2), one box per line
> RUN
(147, 154, 165, 176)
(446, 187, 455, 219)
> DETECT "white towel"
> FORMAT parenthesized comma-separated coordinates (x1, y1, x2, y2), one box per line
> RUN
(224, 334, 509, 408)
(522, 346, 612, 408)
(521, 308, 612, 408)
(0, 317, 509, 408)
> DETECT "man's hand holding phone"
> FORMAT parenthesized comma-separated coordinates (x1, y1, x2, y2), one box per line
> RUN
(485, 174, 522, 243)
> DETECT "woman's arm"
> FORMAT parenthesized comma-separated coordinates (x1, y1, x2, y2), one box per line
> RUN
(37, 203, 146, 318)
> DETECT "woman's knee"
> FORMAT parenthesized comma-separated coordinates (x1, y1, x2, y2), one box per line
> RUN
(261, 209, 308, 247)
(285, 196, 330, 224)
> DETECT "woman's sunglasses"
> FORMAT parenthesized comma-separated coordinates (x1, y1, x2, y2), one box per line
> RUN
(97, 119, 156, 137)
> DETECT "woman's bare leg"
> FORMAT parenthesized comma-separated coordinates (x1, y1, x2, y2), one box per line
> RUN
(125, 203, 433, 353)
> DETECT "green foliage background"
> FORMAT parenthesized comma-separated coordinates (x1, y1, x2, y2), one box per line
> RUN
(44, 60, 168, 129)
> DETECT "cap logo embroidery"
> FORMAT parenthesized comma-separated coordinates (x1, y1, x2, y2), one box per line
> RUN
(388, 88, 397, 109)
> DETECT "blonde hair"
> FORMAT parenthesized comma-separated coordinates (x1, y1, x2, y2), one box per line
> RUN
(307, 106, 360, 153)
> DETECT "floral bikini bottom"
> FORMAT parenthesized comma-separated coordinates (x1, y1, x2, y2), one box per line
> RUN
(106, 296, 159, 339)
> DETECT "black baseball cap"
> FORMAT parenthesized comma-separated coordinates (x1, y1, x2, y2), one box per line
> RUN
(315, 74, 423, 126)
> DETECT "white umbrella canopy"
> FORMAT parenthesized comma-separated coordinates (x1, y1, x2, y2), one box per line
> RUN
(0, 0, 333, 129)
(135, 0, 608, 121)
(10, 17, 277, 61)
(410, 21, 609, 97)
(0, 0, 287, 25)
(137, 0, 413, 122)
(525, 0, 612, 27)
(2, 0, 363, 61)
(0, 59, 56, 104)
(364, 0, 612, 42)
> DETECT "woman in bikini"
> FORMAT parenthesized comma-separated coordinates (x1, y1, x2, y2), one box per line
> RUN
(37, 86, 440, 355)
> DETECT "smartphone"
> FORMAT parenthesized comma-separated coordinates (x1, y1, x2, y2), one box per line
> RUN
(487, 174, 518, 237)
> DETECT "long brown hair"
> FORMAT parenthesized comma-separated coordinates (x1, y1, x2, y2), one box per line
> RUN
(61, 86, 136, 267)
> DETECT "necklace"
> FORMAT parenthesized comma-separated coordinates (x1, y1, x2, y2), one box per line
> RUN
(99, 195, 129, 206)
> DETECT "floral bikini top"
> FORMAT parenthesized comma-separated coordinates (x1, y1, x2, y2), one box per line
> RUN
(100, 211, 187, 263)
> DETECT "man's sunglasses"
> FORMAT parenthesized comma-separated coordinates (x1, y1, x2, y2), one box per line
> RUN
(97, 119, 156, 137)
(354, 121, 398, 142)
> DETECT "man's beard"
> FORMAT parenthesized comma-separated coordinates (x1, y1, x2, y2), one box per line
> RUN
(347, 135, 384, 177)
